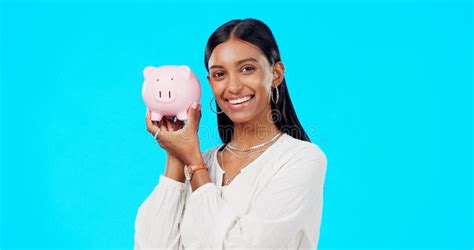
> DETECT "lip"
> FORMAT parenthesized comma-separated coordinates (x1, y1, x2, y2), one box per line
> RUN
(224, 95, 255, 111)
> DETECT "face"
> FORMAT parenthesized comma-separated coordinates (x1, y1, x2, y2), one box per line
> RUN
(207, 38, 284, 125)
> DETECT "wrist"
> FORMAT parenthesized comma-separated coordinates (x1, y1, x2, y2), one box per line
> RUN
(167, 153, 183, 164)
(165, 167, 185, 183)
(165, 153, 185, 183)
(186, 150, 204, 166)
(190, 167, 211, 191)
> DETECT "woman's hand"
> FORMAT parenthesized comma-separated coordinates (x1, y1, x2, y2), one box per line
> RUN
(145, 109, 184, 160)
(145, 101, 203, 166)
(152, 114, 185, 161)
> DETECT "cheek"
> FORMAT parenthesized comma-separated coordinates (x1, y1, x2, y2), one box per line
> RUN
(251, 77, 272, 98)
(209, 81, 225, 96)
(258, 87, 272, 104)
(245, 73, 269, 90)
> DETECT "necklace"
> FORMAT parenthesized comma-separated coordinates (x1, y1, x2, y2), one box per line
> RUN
(224, 145, 264, 159)
(221, 146, 263, 185)
(220, 150, 245, 186)
(227, 132, 283, 152)
(220, 133, 282, 186)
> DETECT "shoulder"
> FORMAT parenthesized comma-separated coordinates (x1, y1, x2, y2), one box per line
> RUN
(279, 133, 327, 166)
(273, 134, 327, 181)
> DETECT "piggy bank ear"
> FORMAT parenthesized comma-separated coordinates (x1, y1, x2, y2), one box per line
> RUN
(179, 65, 192, 79)
(143, 66, 156, 79)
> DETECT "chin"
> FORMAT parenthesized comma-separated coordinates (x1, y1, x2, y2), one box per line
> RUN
(225, 112, 255, 124)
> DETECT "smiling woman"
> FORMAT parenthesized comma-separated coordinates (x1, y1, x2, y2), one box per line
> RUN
(134, 18, 327, 249)
(207, 40, 279, 126)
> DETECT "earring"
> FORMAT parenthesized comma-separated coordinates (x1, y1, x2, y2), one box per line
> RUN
(271, 86, 279, 104)
(209, 96, 224, 114)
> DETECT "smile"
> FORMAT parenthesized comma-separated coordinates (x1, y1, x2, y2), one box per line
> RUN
(224, 95, 255, 110)
(225, 95, 254, 105)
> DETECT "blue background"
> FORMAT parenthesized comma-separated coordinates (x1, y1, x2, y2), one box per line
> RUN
(1, 0, 472, 248)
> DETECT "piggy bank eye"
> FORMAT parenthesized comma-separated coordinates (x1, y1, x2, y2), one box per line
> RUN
(171, 78, 174, 80)
(156, 79, 159, 82)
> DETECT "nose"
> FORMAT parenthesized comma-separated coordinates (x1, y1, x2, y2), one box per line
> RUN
(227, 74, 244, 94)
(154, 87, 176, 103)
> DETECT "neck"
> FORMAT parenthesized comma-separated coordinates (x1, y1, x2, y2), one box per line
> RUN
(230, 108, 281, 149)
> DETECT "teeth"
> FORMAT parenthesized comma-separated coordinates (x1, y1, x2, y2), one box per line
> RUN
(228, 95, 252, 105)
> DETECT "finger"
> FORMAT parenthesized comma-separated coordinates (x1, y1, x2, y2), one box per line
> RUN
(184, 101, 201, 130)
(192, 104, 202, 128)
(175, 119, 185, 130)
(145, 109, 153, 129)
(163, 117, 171, 132)
(156, 116, 173, 140)
(153, 117, 163, 128)
(145, 111, 160, 136)
(166, 117, 174, 131)
(154, 124, 171, 142)
(196, 104, 202, 131)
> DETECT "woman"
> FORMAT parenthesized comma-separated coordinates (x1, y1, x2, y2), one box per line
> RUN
(135, 18, 327, 249)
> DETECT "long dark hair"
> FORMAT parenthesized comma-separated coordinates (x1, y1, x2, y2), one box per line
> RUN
(204, 18, 311, 143)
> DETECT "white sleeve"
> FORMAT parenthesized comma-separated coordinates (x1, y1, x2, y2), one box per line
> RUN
(134, 174, 187, 250)
(180, 146, 327, 249)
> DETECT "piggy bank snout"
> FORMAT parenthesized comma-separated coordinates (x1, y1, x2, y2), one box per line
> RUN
(153, 86, 177, 103)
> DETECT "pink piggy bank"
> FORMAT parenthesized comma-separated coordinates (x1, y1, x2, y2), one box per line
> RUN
(142, 65, 201, 121)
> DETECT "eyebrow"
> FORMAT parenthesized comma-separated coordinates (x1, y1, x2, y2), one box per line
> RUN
(209, 57, 258, 70)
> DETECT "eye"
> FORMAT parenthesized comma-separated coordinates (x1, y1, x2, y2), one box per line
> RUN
(241, 65, 255, 73)
(156, 78, 159, 82)
(212, 71, 224, 79)
(171, 78, 173, 80)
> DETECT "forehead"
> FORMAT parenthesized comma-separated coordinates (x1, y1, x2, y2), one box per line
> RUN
(208, 39, 267, 68)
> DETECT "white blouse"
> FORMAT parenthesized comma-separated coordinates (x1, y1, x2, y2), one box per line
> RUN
(134, 133, 327, 249)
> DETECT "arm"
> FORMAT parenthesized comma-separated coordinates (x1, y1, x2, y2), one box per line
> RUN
(164, 153, 185, 183)
(136, 105, 202, 249)
(179, 146, 327, 249)
(134, 154, 187, 249)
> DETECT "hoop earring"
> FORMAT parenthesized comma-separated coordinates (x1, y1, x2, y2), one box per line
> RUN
(271, 86, 279, 104)
(209, 96, 224, 114)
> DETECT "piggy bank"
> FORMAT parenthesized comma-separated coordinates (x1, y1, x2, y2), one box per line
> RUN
(142, 65, 201, 121)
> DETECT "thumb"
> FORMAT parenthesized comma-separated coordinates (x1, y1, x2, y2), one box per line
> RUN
(184, 101, 201, 130)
